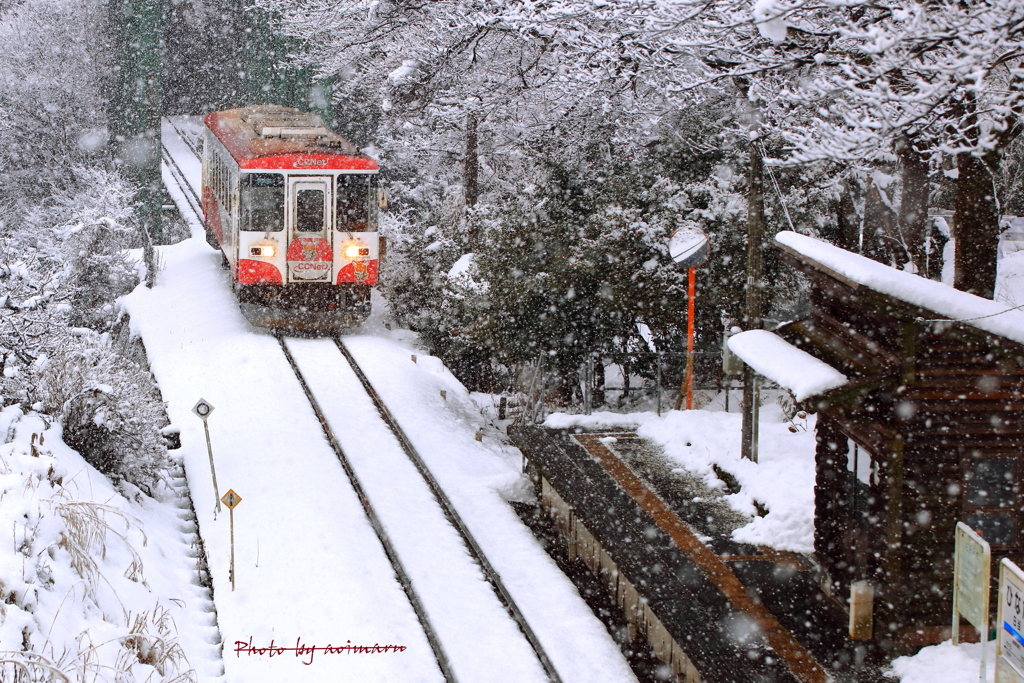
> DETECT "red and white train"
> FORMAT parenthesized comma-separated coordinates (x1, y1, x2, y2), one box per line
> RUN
(201, 105, 383, 329)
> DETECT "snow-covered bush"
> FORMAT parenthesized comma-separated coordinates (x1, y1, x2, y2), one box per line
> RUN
(0, 168, 168, 493)
(31, 331, 170, 494)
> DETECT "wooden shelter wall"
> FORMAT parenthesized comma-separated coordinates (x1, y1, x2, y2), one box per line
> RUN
(801, 261, 1024, 645)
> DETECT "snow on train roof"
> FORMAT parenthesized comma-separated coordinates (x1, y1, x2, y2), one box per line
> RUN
(776, 230, 1024, 347)
(204, 105, 378, 171)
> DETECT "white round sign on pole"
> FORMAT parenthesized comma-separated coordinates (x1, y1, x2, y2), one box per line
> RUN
(669, 224, 710, 269)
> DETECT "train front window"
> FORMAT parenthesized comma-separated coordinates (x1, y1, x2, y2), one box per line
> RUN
(336, 175, 373, 231)
(241, 173, 284, 232)
(296, 189, 326, 232)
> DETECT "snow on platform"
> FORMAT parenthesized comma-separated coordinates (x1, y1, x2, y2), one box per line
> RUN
(343, 336, 637, 683)
(777, 230, 1024, 345)
(727, 329, 848, 401)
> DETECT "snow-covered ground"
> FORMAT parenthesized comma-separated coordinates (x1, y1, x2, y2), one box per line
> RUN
(0, 406, 221, 681)
(887, 639, 995, 683)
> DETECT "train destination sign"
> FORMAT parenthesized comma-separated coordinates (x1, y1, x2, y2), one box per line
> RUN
(998, 559, 1024, 683)
(669, 224, 710, 269)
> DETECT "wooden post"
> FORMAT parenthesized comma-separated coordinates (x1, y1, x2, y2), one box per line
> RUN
(229, 505, 236, 590)
(193, 399, 220, 514)
(742, 143, 765, 461)
(655, 351, 662, 417)
(221, 490, 242, 591)
(204, 420, 221, 514)
(849, 580, 874, 640)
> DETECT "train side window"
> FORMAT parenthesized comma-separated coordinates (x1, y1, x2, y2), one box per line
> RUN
(296, 189, 326, 232)
(336, 175, 371, 231)
(241, 173, 284, 232)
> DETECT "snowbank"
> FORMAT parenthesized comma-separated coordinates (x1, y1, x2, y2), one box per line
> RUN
(727, 329, 848, 401)
(0, 405, 220, 681)
(887, 639, 994, 683)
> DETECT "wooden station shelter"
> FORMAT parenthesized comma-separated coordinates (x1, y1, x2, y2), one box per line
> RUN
(729, 231, 1024, 655)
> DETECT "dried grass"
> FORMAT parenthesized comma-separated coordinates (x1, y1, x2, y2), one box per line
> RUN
(0, 652, 70, 683)
(116, 603, 195, 681)
(52, 500, 146, 591)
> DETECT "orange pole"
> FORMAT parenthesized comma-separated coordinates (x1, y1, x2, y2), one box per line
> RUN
(685, 267, 695, 410)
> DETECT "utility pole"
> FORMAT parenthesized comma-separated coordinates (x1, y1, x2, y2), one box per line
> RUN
(110, 0, 165, 246)
(741, 142, 765, 462)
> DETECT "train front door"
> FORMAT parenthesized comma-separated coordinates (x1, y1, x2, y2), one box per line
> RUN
(285, 176, 333, 284)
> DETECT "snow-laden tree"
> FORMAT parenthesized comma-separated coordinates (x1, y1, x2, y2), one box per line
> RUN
(0, 0, 110, 202)
(0, 168, 170, 492)
(0, 0, 172, 491)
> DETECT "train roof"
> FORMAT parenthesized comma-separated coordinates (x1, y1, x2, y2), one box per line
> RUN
(204, 105, 378, 172)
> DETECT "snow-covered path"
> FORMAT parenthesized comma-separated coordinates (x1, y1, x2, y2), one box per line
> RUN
(344, 336, 639, 683)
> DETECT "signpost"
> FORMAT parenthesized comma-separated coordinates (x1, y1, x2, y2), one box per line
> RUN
(954, 522, 992, 683)
(221, 489, 242, 591)
(997, 559, 1024, 683)
(669, 224, 710, 411)
(192, 398, 221, 514)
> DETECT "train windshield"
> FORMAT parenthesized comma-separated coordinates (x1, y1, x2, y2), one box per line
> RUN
(336, 175, 377, 232)
(241, 173, 284, 232)
(296, 189, 326, 232)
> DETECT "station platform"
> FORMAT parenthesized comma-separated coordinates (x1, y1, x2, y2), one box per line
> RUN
(510, 426, 885, 683)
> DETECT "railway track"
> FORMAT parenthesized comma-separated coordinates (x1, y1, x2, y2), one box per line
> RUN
(278, 335, 564, 683)
(160, 120, 203, 222)
(159, 119, 570, 682)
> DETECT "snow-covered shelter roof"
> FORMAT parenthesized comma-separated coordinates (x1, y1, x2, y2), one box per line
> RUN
(727, 330, 848, 401)
(776, 231, 1024, 347)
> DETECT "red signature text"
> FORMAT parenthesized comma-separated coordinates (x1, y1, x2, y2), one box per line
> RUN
(235, 637, 407, 666)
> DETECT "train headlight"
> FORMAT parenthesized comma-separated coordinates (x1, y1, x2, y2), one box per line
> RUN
(344, 245, 369, 259)
(250, 245, 275, 257)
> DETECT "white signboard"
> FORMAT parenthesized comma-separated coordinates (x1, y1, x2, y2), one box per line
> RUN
(954, 522, 992, 683)
(955, 521, 992, 640)
(997, 559, 1024, 683)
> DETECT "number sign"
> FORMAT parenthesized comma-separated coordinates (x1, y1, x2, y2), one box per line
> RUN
(998, 559, 1024, 683)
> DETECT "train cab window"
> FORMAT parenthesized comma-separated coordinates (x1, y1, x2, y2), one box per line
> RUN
(336, 175, 373, 232)
(241, 173, 284, 232)
(296, 189, 326, 232)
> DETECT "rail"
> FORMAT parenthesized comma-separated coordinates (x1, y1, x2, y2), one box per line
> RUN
(276, 335, 458, 683)
(160, 119, 204, 225)
(333, 338, 564, 683)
